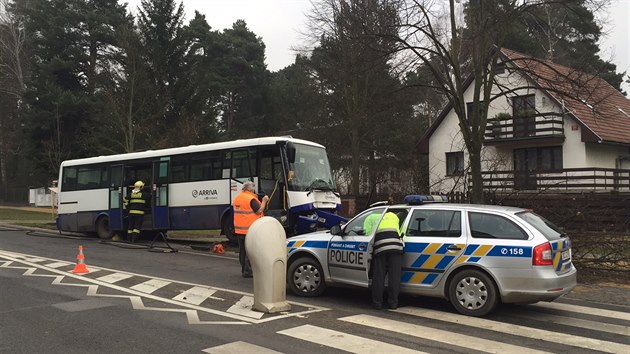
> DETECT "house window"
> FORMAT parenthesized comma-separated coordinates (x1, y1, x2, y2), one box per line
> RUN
(446, 152, 464, 176)
(514, 146, 562, 172)
(512, 95, 536, 137)
(494, 62, 506, 74)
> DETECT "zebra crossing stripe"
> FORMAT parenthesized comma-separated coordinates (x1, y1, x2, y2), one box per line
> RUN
(515, 311, 630, 336)
(278, 324, 424, 354)
(340, 314, 550, 354)
(393, 307, 630, 353)
(95, 272, 134, 283)
(534, 301, 630, 321)
(202, 341, 283, 354)
(130, 279, 171, 294)
(226, 296, 264, 319)
(173, 286, 221, 305)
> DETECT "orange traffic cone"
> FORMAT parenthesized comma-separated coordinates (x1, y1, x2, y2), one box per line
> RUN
(213, 244, 225, 254)
(72, 245, 90, 274)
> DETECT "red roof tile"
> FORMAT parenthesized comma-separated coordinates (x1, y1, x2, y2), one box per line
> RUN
(502, 48, 630, 144)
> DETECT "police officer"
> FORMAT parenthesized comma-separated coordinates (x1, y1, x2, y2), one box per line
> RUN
(124, 180, 150, 243)
(371, 211, 403, 309)
(233, 181, 269, 278)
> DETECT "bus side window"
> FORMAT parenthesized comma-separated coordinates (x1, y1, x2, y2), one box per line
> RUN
(62, 167, 78, 191)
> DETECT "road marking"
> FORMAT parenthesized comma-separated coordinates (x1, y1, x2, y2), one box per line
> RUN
(340, 314, 550, 354)
(394, 307, 630, 353)
(0, 250, 329, 324)
(173, 286, 222, 305)
(278, 324, 423, 354)
(534, 301, 630, 321)
(202, 341, 282, 354)
(515, 310, 630, 336)
(130, 279, 171, 294)
(96, 272, 134, 284)
(44, 261, 72, 268)
(226, 296, 264, 319)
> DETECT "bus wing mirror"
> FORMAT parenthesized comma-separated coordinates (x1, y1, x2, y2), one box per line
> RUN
(286, 142, 296, 164)
(330, 224, 342, 235)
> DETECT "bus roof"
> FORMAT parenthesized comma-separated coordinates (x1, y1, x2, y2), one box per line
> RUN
(60, 136, 324, 167)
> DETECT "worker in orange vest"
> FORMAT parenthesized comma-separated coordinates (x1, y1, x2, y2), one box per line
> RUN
(233, 181, 269, 278)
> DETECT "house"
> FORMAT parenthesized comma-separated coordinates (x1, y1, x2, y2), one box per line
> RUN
(419, 48, 630, 194)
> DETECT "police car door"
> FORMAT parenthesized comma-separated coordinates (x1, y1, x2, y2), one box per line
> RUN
(401, 208, 467, 290)
(328, 208, 385, 287)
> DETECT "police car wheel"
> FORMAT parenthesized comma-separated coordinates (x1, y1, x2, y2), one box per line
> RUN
(448, 269, 498, 317)
(287, 257, 326, 297)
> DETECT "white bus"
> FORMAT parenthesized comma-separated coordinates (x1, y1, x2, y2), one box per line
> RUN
(56, 137, 345, 242)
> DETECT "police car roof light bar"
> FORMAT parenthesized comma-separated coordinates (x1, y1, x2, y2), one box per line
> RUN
(403, 194, 449, 205)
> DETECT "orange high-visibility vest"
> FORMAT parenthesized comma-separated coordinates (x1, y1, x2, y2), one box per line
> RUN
(233, 190, 263, 235)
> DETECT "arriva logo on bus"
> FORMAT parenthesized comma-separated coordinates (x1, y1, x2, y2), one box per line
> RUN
(192, 189, 218, 198)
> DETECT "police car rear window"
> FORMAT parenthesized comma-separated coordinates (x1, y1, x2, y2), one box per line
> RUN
(516, 211, 564, 241)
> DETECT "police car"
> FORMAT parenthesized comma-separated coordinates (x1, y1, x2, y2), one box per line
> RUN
(286, 195, 577, 316)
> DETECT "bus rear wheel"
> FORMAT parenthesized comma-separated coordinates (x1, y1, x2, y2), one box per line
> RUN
(222, 216, 237, 245)
(96, 216, 112, 240)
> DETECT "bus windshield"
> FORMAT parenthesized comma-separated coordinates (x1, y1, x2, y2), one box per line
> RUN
(287, 144, 336, 192)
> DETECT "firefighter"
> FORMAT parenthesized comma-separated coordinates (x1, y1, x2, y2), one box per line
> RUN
(124, 181, 150, 243)
(371, 211, 403, 309)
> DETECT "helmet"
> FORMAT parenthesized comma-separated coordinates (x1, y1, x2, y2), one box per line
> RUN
(134, 181, 144, 189)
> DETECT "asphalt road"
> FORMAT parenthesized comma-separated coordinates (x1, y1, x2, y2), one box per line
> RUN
(1, 227, 629, 354)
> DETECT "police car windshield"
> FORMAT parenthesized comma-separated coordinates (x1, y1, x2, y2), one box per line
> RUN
(516, 211, 564, 241)
(287, 144, 336, 192)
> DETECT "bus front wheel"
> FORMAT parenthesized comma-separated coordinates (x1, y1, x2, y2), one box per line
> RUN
(96, 216, 112, 240)
(222, 216, 237, 245)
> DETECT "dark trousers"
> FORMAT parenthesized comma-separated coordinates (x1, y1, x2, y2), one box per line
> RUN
(127, 213, 144, 240)
(237, 234, 252, 276)
(371, 251, 402, 308)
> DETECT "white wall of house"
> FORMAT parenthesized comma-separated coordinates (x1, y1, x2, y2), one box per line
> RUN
(427, 62, 630, 194)
(563, 117, 587, 167)
(583, 143, 627, 168)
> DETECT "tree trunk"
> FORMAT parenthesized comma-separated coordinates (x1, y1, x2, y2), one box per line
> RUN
(351, 123, 360, 197)
(469, 146, 484, 204)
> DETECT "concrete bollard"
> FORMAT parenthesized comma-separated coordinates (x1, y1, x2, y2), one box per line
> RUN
(245, 216, 291, 313)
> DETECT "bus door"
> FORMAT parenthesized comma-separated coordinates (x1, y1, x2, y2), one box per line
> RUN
(258, 147, 285, 212)
(108, 164, 125, 231)
(228, 148, 257, 202)
(152, 159, 170, 230)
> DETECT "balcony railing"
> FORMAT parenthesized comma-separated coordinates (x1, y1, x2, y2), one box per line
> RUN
(485, 112, 564, 142)
(479, 168, 630, 192)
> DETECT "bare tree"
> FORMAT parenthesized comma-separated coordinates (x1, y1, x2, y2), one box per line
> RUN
(0, 0, 27, 189)
(375, 0, 612, 203)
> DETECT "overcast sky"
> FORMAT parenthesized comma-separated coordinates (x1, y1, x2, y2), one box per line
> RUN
(122, 0, 629, 89)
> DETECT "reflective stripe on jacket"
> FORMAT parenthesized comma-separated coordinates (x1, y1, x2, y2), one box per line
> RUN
(373, 212, 403, 255)
(126, 190, 148, 215)
(233, 190, 263, 235)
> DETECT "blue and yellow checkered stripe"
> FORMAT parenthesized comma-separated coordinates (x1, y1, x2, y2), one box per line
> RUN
(286, 240, 328, 255)
(401, 242, 465, 285)
(551, 239, 572, 272)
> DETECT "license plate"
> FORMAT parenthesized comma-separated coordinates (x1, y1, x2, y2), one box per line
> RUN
(561, 250, 570, 261)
